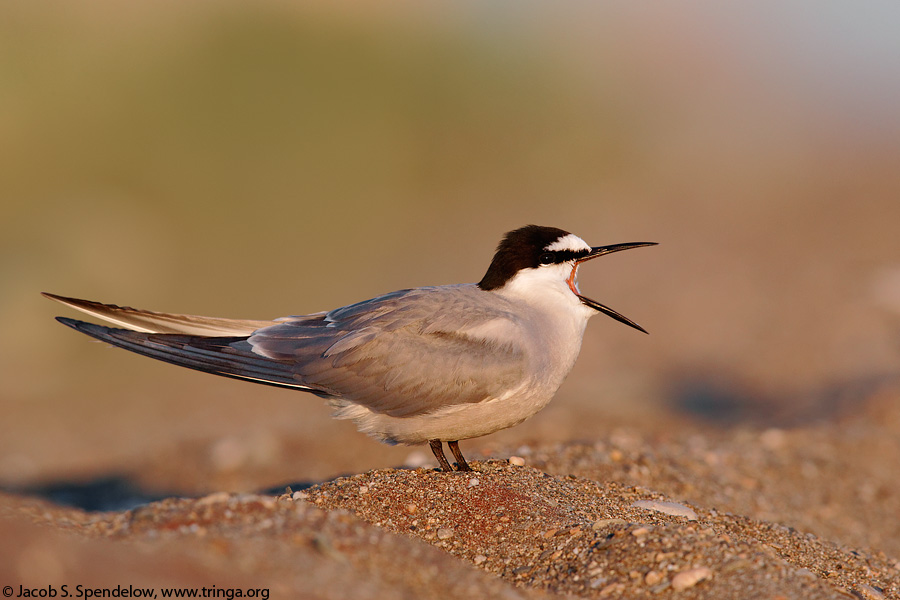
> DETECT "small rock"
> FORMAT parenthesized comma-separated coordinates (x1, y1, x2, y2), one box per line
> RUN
(406, 504, 418, 515)
(599, 582, 625, 596)
(291, 491, 308, 501)
(473, 554, 487, 565)
(543, 528, 559, 539)
(509, 456, 526, 466)
(655, 551, 676, 562)
(197, 492, 231, 505)
(855, 584, 885, 600)
(358, 486, 368, 494)
(437, 528, 454, 540)
(257, 496, 276, 509)
(721, 559, 753, 573)
(645, 570, 665, 586)
(590, 577, 607, 589)
(671, 567, 712, 591)
(468, 478, 480, 488)
(632, 499, 698, 521)
(631, 527, 651, 537)
(592, 518, 627, 530)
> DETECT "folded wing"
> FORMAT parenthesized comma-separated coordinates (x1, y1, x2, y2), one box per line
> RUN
(48, 286, 529, 418)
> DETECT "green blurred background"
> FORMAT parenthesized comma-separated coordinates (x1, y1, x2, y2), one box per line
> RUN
(3, 1, 899, 491)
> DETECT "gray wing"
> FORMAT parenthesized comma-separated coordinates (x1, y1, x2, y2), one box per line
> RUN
(53, 285, 529, 418)
(249, 285, 529, 417)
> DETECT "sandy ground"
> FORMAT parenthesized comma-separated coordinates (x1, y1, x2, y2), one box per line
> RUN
(2, 378, 898, 600)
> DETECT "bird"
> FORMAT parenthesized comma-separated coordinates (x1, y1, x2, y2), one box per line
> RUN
(44, 225, 655, 472)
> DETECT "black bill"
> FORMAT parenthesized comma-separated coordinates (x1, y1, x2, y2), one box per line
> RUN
(573, 241, 657, 334)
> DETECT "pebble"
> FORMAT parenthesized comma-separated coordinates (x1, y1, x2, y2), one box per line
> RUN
(197, 492, 231, 505)
(599, 582, 625, 596)
(644, 570, 665, 585)
(509, 456, 526, 466)
(855, 584, 885, 600)
(631, 527, 651, 537)
(671, 567, 713, 591)
(631, 499, 698, 521)
(473, 554, 487, 565)
(721, 558, 753, 573)
(468, 478, 480, 488)
(291, 491, 308, 501)
(592, 518, 627, 530)
(257, 497, 277, 509)
(436, 528, 454, 540)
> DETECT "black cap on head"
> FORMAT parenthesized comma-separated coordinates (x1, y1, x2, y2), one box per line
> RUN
(478, 225, 574, 291)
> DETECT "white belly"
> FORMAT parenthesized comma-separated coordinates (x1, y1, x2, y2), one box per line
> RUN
(334, 380, 557, 444)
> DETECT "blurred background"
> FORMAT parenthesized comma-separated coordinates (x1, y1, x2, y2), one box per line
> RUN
(2, 1, 899, 494)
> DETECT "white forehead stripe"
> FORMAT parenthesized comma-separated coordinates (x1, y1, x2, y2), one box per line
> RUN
(545, 234, 591, 252)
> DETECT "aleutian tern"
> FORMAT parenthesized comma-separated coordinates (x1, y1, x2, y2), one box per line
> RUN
(44, 225, 655, 472)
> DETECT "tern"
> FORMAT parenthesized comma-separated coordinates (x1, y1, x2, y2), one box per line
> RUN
(44, 225, 654, 472)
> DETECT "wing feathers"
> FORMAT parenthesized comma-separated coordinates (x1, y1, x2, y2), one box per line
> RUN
(56, 317, 319, 392)
(48, 286, 530, 419)
(42, 293, 273, 336)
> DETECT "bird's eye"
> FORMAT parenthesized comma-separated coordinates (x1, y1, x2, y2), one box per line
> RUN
(539, 252, 556, 265)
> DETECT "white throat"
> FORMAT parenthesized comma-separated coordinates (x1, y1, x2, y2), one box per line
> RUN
(494, 264, 594, 321)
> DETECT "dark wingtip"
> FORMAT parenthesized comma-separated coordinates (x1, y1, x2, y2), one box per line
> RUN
(55, 316, 80, 329)
(54, 316, 110, 337)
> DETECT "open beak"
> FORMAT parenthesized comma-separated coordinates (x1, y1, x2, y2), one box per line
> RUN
(567, 242, 657, 334)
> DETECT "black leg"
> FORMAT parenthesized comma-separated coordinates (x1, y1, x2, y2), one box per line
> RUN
(448, 440, 472, 472)
(429, 439, 453, 472)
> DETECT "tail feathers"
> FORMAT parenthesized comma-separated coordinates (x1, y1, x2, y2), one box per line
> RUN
(42, 293, 273, 336)
(57, 317, 322, 393)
